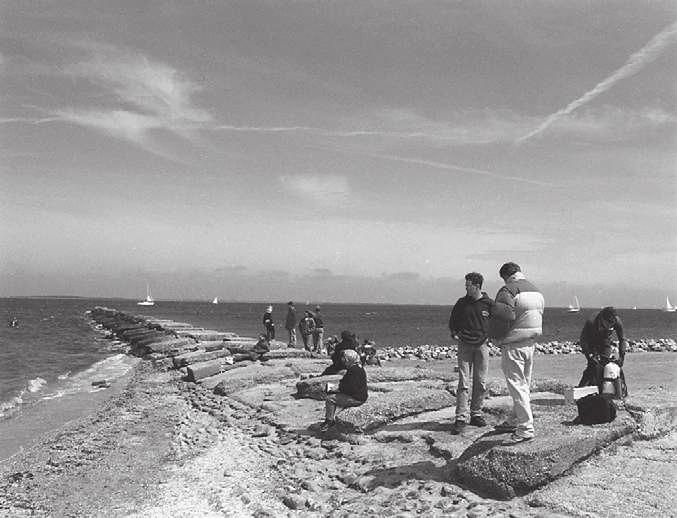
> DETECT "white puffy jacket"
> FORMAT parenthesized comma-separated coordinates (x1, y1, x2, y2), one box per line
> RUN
(495, 272, 544, 345)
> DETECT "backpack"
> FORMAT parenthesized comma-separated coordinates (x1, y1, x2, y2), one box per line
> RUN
(576, 393, 617, 425)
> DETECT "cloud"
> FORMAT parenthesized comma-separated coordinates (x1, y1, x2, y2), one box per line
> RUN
(540, 105, 677, 140)
(279, 174, 351, 203)
(32, 42, 213, 158)
(517, 21, 677, 144)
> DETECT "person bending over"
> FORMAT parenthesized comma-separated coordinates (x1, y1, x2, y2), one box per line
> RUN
(321, 330, 358, 375)
(321, 349, 368, 432)
(578, 306, 628, 397)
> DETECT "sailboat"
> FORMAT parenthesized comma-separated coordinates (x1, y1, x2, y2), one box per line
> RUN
(212, 297, 219, 304)
(137, 283, 155, 306)
(567, 296, 581, 313)
(662, 296, 676, 313)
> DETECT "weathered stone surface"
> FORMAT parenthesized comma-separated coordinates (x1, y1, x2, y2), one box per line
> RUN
(186, 359, 228, 382)
(455, 405, 637, 499)
(624, 392, 677, 439)
(199, 363, 254, 389)
(261, 349, 312, 360)
(527, 430, 677, 518)
(213, 364, 297, 396)
(183, 331, 234, 342)
(172, 348, 232, 368)
(132, 338, 198, 357)
(337, 386, 455, 433)
(364, 366, 456, 383)
(296, 375, 344, 400)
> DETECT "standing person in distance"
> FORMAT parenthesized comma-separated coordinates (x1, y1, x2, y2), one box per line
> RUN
(285, 301, 297, 347)
(312, 305, 325, 353)
(262, 305, 275, 342)
(491, 262, 544, 444)
(298, 310, 316, 352)
(448, 272, 494, 435)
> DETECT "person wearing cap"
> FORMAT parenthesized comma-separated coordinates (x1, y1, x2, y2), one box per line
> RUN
(262, 305, 275, 341)
(321, 330, 358, 375)
(285, 301, 297, 347)
(312, 305, 324, 353)
(577, 306, 628, 396)
(321, 349, 368, 432)
(298, 310, 316, 351)
(491, 262, 545, 445)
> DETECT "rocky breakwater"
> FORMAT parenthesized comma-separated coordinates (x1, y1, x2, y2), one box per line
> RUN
(82, 307, 677, 516)
(377, 337, 677, 362)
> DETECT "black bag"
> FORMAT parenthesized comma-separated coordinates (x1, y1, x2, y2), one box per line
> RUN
(576, 393, 617, 424)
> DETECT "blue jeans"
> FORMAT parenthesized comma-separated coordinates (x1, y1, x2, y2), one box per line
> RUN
(455, 341, 489, 422)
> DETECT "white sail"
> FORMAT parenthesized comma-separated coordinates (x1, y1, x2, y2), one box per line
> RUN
(567, 296, 580, 313)
(137, 283, 155, 306)
(663, 296, 676, 312)
(212, 297, 219, 304)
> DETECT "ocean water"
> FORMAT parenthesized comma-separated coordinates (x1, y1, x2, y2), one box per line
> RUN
(1, 297, 675, 423)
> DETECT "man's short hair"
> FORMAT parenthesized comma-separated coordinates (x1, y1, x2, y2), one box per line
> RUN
(465, 272, 484, 288)
(499, 262, 521, 279)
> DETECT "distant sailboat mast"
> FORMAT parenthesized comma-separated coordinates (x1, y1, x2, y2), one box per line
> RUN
(567, 296, 580, 313)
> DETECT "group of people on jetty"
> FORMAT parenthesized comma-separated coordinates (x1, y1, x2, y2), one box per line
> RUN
(261, 261, 629, 441)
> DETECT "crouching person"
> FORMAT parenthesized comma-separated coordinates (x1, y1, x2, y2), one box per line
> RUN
(321, 350, 368, 432)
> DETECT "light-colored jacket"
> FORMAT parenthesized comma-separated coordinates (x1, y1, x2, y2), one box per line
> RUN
(495, 272, 544, 345)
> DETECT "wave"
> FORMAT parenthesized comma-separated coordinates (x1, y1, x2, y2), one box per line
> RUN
(27, 377, 47, 393)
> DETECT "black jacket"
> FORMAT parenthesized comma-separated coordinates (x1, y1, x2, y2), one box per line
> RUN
(449, 293, 494, 346)
(339, 364, 368, 402)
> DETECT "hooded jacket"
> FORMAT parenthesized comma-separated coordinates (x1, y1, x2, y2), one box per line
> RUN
(494, 272, 544, 345)
(448, 292, 494, 346)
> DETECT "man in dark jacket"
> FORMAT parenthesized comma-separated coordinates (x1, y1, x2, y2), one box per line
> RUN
(321, 330, 357, 375)
(321, 349, 367, 432)
(285, 301, 297, 347)
(578, 306, 628, 396)
(448, 272, 494, 434)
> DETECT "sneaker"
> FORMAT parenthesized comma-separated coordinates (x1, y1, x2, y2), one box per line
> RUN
(450, 420, 466, 435)
(320, 420, 335, 432)
(469, 416, 487, 427)
(503, 433, 533, 445)
(494, 421, 517, 432)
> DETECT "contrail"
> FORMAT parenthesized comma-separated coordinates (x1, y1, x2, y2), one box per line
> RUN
(517, 21, 677, 144)
(360, 152, 549, 186)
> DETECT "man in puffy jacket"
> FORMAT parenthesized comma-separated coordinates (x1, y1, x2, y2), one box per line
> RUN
(491, 262, 544, 444)
(448, 272, 494, 434)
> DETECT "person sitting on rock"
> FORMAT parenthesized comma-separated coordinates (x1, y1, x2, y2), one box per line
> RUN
(321, 330, 358, 375)
(321, 349, 368, 432)
(578, 306, 628, 397)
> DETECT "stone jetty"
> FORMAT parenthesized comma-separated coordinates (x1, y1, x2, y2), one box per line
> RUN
(73, 306, 677, 515)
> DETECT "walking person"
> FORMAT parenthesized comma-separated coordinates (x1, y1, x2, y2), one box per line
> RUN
(491, 262, 544, 444)
(448, 272, 494, 434)
(285, 301, 297, 347)
(312, 305, 324, 353)
(262, 305, 275, 342)
(298, 310, 316, 351)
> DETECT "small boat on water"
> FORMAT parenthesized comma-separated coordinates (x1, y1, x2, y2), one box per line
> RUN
(567, 296, 581, 313)
(662, 296, 676, 313)
(137, 283, 155, 306)
(212, 297, 219, 304)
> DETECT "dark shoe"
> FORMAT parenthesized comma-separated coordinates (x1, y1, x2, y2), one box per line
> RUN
(450, 420, 466, 435)
(320, 420, 335, 432)
(469, 415, 487, 427)
(503, 433, 533, 445)
(494, 421, 517, 432)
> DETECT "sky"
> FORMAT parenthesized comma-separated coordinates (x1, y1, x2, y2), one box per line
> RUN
(1, 1, 676, 308)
